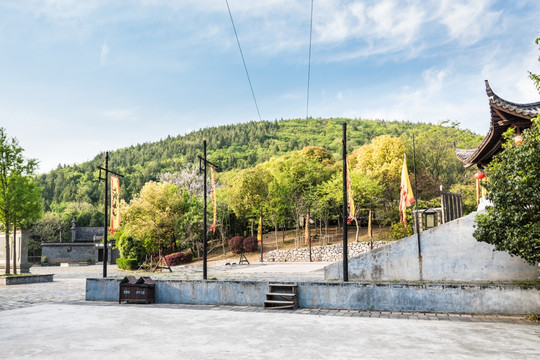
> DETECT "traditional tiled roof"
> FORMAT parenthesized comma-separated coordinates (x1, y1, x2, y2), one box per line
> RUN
(454, 80, 540, 169)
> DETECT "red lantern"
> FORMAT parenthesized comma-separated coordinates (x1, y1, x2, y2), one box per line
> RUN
(474, 171, 486, 180)
(513, 134, 522, 146)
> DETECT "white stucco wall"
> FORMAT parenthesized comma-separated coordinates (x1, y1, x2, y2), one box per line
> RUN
(324, 212, 538, 281)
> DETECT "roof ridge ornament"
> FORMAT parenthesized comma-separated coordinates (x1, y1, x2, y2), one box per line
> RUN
(454, 81, 539, 169)
(485, 79, 495, 98)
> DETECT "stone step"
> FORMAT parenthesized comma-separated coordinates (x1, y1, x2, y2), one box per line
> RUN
(266, 292, 296, 297)
(264, 300, 295, 309)
(269, 283, 297, 288)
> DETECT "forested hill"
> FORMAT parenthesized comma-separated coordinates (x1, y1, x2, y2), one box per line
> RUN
(36, 118, 481, 210)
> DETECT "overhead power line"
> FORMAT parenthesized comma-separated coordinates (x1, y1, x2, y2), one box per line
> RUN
(225, 0, 262, 122)
(306, 0, 314, 121)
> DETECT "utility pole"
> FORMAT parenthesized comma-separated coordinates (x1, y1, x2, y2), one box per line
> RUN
(98, 152, 123, 278)
(198, 140, 218, 280)
(412, 134, 422, 281)
(342, 123, 349, 282)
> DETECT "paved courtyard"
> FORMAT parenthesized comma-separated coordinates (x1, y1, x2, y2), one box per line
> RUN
(1, 262, 539, 359)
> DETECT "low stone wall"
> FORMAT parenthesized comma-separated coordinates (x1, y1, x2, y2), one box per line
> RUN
(86, 278, 540, 315)
(325, 212, 539, 282)
(264, 241, 387, 262)
(0, 274, 54, 286)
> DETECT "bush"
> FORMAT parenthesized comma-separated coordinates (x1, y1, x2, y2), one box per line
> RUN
(391, 223, 413, 240)
(41, 256, 48, 264)
(228, 236, 245, 254)
(161, 251, 193, 266)
(116, 258, 138, 270)
(116, 232, 146, 264)
(243, 236, 259, 253)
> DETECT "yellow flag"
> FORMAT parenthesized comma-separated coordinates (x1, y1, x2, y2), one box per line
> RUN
(109, 175, 121, 234)
(346, 159, 355, 223)
(209, 166, 217, 234)
(368, 208, 373, 240)
(399, 154, 415, 226)
(305, 213, 310, 245)
(257, 215, 262, 242)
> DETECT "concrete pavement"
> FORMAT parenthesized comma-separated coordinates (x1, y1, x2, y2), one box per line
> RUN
(1, 303, 539, 359)
(1, 262, 539, 359)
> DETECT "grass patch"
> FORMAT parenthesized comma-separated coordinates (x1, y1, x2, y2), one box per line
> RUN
(511, 279, 540, 287)
(0, 273, 29, 277)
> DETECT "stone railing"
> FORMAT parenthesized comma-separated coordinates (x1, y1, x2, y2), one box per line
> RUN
(264, 241, 387, 262)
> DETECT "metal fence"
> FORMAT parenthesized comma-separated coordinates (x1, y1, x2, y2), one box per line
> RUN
(440, 185, 463, 223)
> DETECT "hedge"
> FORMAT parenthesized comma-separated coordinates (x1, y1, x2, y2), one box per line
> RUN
(243, 236, 259, 253)
(228, 236, 245, 254)
(161, 251, 193, 266)
(116, 258, 138, 270)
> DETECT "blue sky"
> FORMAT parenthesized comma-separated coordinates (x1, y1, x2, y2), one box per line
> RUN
(1, 0, 539, 173)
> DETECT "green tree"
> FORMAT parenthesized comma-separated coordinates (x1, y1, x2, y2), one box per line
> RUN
(529, 38, 540, 92)
(28, 212, 63, 255)
(227, 166, 270, 236)
(266, 150, 333, 247)
(9, 175, 42, 273)
(350, 135, 406, 223)
(120, 181, 190, 258)
(0, 128, 38, 274)
(473, 118, 540, 265)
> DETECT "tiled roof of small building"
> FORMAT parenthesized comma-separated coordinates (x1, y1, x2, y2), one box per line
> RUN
(454, 80, 540, 169)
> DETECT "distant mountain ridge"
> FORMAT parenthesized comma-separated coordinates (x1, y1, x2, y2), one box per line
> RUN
(36, 118, 481, 210)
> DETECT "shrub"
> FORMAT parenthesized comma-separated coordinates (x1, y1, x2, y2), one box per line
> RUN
(161, 251, 193, 266)
(116, 258, 138, 270)
(391, 223, 413, 240)
(116, 232, 146, 264)
(243, 236, 259, 253)
(41, 256, 48, 264)
(228, 236, 245, 254)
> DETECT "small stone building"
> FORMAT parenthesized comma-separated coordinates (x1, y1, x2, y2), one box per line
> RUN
(41, 218, 119, 264)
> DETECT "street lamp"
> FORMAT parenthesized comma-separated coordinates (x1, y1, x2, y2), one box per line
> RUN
(423, 208, 438, 229)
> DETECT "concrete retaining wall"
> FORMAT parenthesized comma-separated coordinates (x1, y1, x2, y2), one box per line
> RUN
(324, 212, 539, 282)
(86, 278, 540, 315)
(0, 274, 53, 285)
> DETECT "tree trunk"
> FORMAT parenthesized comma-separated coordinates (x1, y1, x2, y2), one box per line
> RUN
(282, 223, 286, 245)
(295, 221, 299, 248)
(12, 222, 17, 274)
(4, 228, 10, 275)
(250, 219, 254, 237)
(325, 219, 328, 245)
(274, 222, 279, 250)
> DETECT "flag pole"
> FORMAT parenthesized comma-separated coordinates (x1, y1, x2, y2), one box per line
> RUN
(342, 122, 348, 282)
(412, 134, 422, 279)
(98, 152, 123, 278)
(412, 134, 421, 255)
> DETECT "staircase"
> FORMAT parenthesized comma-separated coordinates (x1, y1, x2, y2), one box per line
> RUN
(264, 283, 298, 310)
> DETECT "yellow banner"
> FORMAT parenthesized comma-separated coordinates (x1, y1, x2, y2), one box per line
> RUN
(346, 159, 355, 223)
(109, 175, 121, 234)
(368, 208, 373, 240)
(399, 154, 415, 226)
(305, 213, 310, 245)
(257, 215, 262, 242)
(209, 166, 217, 234)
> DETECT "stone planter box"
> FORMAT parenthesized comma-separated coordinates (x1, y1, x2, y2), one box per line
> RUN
(0, 274, 54, 285)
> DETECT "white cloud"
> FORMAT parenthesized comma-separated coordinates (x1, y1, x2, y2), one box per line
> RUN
(100, 42, 109, 65)
(439, 0, 501, 45)
(480, 42, 540, 103)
